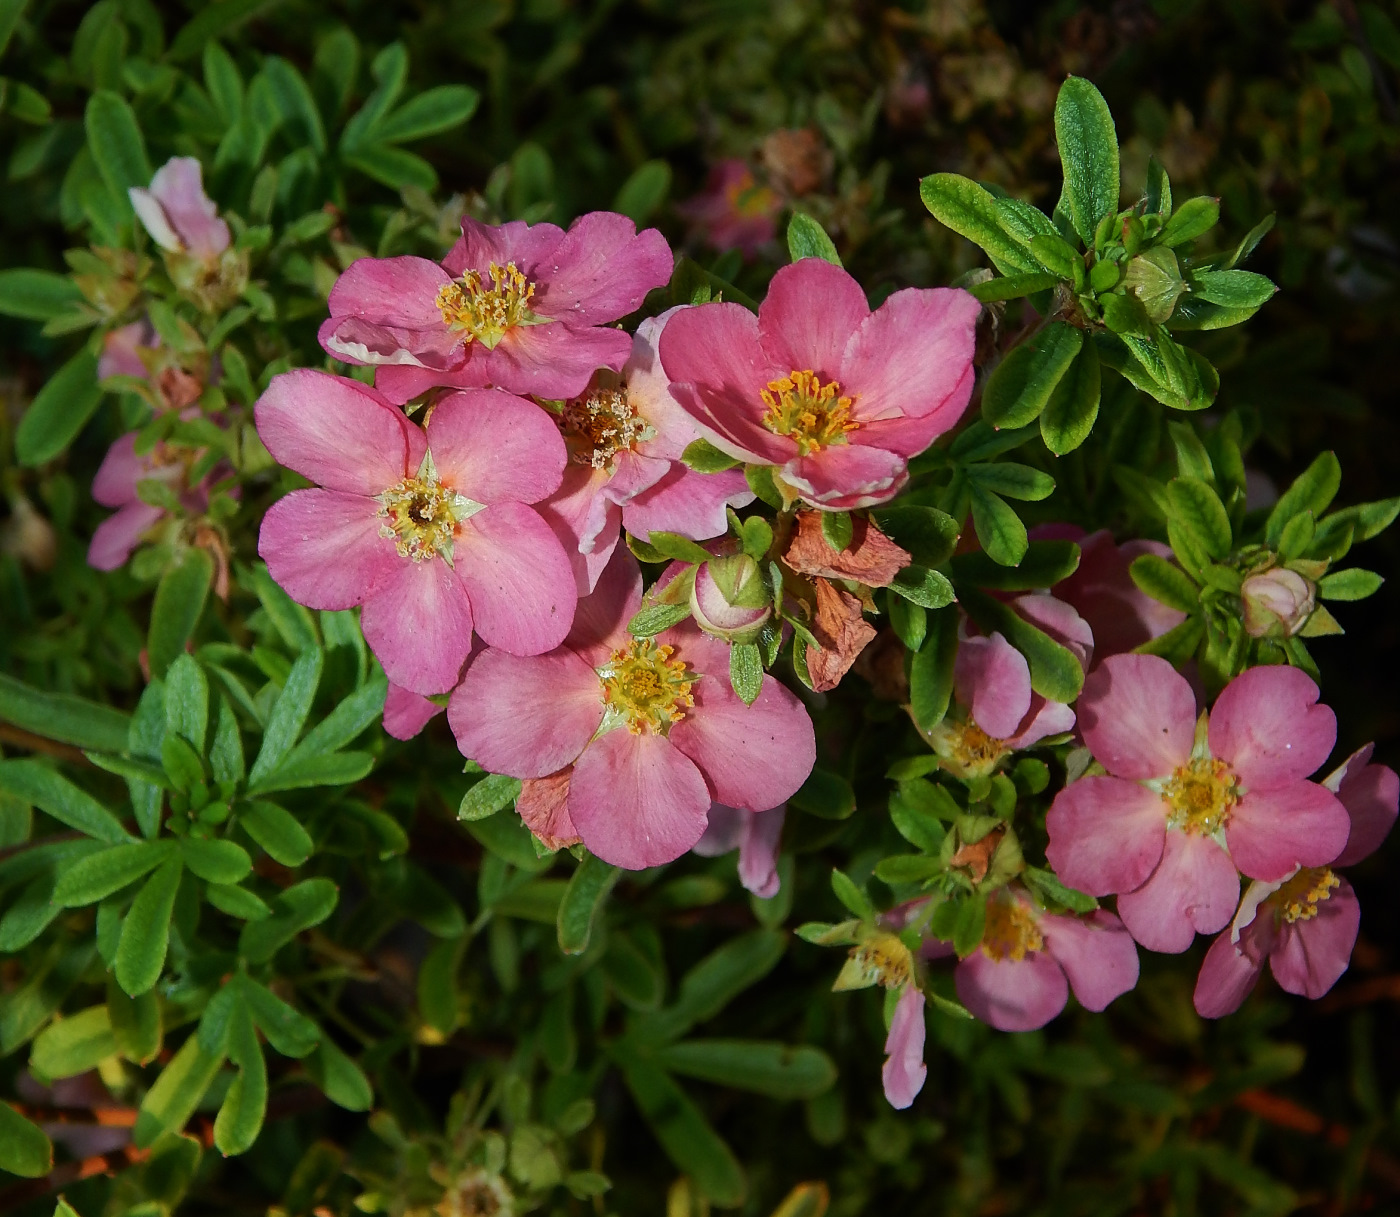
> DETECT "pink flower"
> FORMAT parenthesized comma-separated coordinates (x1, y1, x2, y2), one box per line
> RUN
(953, 888, 1140, 1032)
(925, 596, 1092, 777)
(318, 213, 673, 403)
(448, 548, 815, 869)
(87, 431, 211, 571)
(1193, 744, 1398, 1017)
(1046, 656, 1351, 953)
(676, 159, 780, 257)
(98, 321, 153, 381)
(535, 309, 753, 593)
(1032, 525, 1187, 660)
(255, 370, 576, 695)
(383, 683, 445, 740)
(128, 157, 230, 261)
(881, 986, 927, 1109)
(658, 259, 979, 510)
(692, 803, 786, 897)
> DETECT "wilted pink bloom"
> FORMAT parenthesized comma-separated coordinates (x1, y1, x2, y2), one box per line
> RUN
(882, 985, 927, 1109)
(318, 213, 673, 403)
(1193, 744, 1398, 1017)
(536, 309, 752, 592)
(1033, 525, 1187, 659)
(676, 159, 780, 256)
(692, 803, 786, 897)
(256, 371, 576, 695)
(128, 157, 230, 260)
(926, 596, 1092, 777)
(99, 321, 153, 380)
(383, 683, 445, 741)
(88, 431, 211, 571)
(953, 888, 1139, 1032)
(659, 259, 979, 510)
(448, 548, 815, 869)
(1046, 656, 1350, 953)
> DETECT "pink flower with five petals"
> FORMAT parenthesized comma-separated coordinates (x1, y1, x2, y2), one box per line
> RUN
(1045, 655, 1351, 954)
(658, 258, 979, 510)
(255, 370, 577, 695)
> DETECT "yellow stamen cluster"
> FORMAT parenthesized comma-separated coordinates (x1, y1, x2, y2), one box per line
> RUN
(377, 473, 467, 562)
(435, 261, 536, 348)
(1161, 757, 1239, 836)
(1271, 867, 1340, 924)
(726, 170, 778, 218)
(561, 386, 654, 468)
(980, 898, 1044, 963)
(854, 932, 915, 990)
(925, 718, 1009, 780)
(760, 368, 858, 455)
(598, 639, 696, 735)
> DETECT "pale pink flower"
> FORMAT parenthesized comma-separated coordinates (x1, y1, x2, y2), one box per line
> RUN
(882, 985, 927, 1109)
(1046, 656, 1351, 953)
(658, 259, 979, 510)
(676, 159, 780, 257)
(88, 430, 212, 571)
(448, 548, 815, 869)
(535, 309, 752, 593)
(98, 321, 153, 380)
(692, 803, 786, 897)
(1193, 743, 1397, 1017)
(255, 371, 576, 695)
(128, 157, 230, 260)
(318, 213, 673, 403)
(383, 683, 445, 741)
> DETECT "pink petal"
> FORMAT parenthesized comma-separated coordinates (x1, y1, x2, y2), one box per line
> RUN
(1116, 829, 1239, 953)
(98, 322, 152, 381)
(454, 502, 578, 657)
(383, 683, 443, 741)
(882, 986, 927, 1109)
(568, 731, 712, 868)
(956, 950, 1069, 1032)
(1268, 878, 1360, 999)
(258, 489, 402, 610)
(1014, 593, 1094, 673)
(628, 310, 707, 461)
(128, 188, 182, 253)
(426, 390, 566, 505)
(471, 322, 634, 400)
(1226, 780, 1350, 881)
(445, 216, 566, 278)
(448, 649, 601, 778)
(757, 259, 869, 381)
(518, 770, 581, 850)
(692, 804, 747, 857)
(839, 286, 980, 422)
(532, 212, 673, 324)
(564, 544, 642, 665)
(143, 157, 229, 259)
(1039, 909, 1139, 1012)
(327, 256, 456, 331)
(1077, 654, 1197, 780)
(1044, 776, 1167, 897)
(781, 443, 908, 510)
(373, 361, 491, 405)
(1208, 665, 1336, 791)
(621, 465, 754, 544)
(843, 369, 973, 457)
(1329, 745, 1400, 867)
(319, 316, 464, 370)
(1193, 930, 1265, 1018)
(955, 632, 1032, 740)
(669, 675, 816, 812)
(600, 451, 671, 510)
(536, 463, 620, 595)
(255, 370, 409, 495)
(88, 502, 164, 570)
(91, 433, 142, 507)
(737, 804, 786, 899)
(360, 559, 475, 695)
(1003, 696, 1076, 750)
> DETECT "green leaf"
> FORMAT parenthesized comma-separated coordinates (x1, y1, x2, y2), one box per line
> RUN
(0, 1100, 52, 1178)
(786, 213, 842, 266)
(1023, 866, 1097, 914)
(1266, 452, 1341, 546)
(627, 601, 692, 637)
(1095, 327, 1214, 412)
(680, 437, 741, 473)
(164, 655, 209, 753)
(968, 272, 1060, 303)
(248, 750, 372, 793)
(613, 159, 672, 224)
(619, 1058, 745, 1207)
(32, 1006, 116, 1079)
(820, 510, 853, 552)
(214, 1002, 266, 1156)
(53, 841, 171, 907)
(959, 587, 1084, 703)
(558, 853, 621, 955)
(84, 90, 152, 212)
(952, 891, 987, 957)
(417, 936, 464, 1035)
(1129, 553, 1199, 612)
(1190, 269, 1276, 309)
(646, 531, 712, 564)
(247, 562, 318, 651)
(342, 145, 436, 192)
(240, 800, 313, 865)
(248, 646, 323, 785)
(869, 506, 960, 568)
(1161, 196, 1220, 247)
(789, 769, 855, 820)
(1144, 155, 1172, 215)
(167, 0, 278, 61)
(887, 596, 926, 651)
(238, 877, 338, 963)
(161, 735, 204, 792)
(148, 550, 214, 679)
(372, 84, 479, 144)
(919, 173, 1040, 274)
(15, 350, 102, 467)
(949, 540, 1081, 591)
(108, 982, 161, 1064)
(982, 322, 1084, 430)
(638, 930, 786, 1044)
(0, 760, 131, 843)
(206, 883, 270, 921)
(887, 565, 956, 610)
(1053, 76, 1119, 245)
(0, 269, 83, 322)
(465, 810, 552, 873)
(967, 463, 1055, 502)
(729, 643, 763, 706)
(262, 56, 326, 153)
(116, 853, 183, 996)
(286, 674, 386, 761)
(0, 673, 131, 753)
(1040, 341, 1101, 455)
(180, 837, 251, 884)
(243, 979, 319, 1058)
(888, 789, 947, 852)
(969, 487, 1027, 567)
(1168, 477, 1232, 561)
(209, 696, 245, 786)
(305, 1038, 373, 1111)
(656, 1039, 836, 1100)
(458, 773, 522, 822)
(134, 1033, 224, 1148)
(1318, 568, 1383, 601)
(910, 606, 959, 731)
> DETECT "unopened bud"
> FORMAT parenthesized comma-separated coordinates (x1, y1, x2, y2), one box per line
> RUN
(1241, 567, 1316, 638)
(690, 554, 772, 643)
(1, 496, 57, 571)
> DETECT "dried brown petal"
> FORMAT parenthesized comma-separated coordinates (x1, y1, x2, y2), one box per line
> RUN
(807, 578, 877, 693)
(784, 511, 911, 588)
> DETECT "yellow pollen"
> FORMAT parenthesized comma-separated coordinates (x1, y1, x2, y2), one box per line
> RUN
(925, 718, 1009, 779)
(435, 261, 536, 348)
(598, 639, 697, 735)
(760, 368, 858, 455)
(726, 171, 778, 218)
(1161, 757, 1239, 835)
(980, 898, 1044, 963)
(376, 465, 481, 563)
(1271, 867, 1340, 924)
(850, 932, 914, 990)
(561, 386, 654, 468)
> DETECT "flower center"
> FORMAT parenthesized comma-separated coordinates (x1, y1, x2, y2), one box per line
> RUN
(1270, 867, 1340, 924)
(598, 639, 697, 735)
(726, 171, 779, 218)
(1161, 757, 1239, 835)
(560, 386, 655, 469)
(925, 718, 1008, 779)
(854, 932, 914, 989)
(435, 261, 536, 349)
(980, 898, 1044, 963)
(376, 459, 483, 563)
(760, 369, 858, 455)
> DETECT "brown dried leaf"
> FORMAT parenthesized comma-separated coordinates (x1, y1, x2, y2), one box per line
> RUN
(949, 827, 1005, 883)
(784, 511, 911, 588)
(807, 578, 877, 693)
(518, 769, 581, 851)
